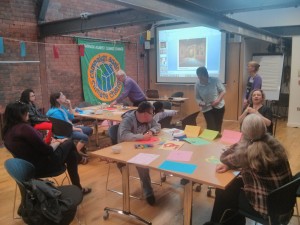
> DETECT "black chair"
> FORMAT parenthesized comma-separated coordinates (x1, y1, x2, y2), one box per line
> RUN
(4, 158, 83, 225)
(158, 116, 173, 128)
(224, 173, 300, 225)
(174, 111, 200, 130)
(146, 89, 159, 98)
(162, 101, 172, 109)
(49, 117, 73, 138)
(171, 92, 184, 97)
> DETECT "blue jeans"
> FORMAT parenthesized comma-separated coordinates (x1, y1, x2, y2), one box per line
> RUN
(136, 167, 153, 197)
(72, 126, 93, 143)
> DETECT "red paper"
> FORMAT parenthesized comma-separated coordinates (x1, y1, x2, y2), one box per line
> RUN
(53, 45, 59, 58)
(79, 44, 85, 56)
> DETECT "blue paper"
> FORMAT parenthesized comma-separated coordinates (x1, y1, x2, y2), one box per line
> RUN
(159, 160, 197, 174)
(0, 37, 4, 54)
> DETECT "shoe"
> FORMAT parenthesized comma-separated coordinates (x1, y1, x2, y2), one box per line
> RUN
(180, 178, 189, 185)
(146, 195, 155, 206)
(82, 187, 92, 195)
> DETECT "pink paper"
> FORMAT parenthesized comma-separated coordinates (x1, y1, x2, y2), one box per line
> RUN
(105, 107, 116, 111)
(166, 150, 193, 162)
(220, 130, 242, 144)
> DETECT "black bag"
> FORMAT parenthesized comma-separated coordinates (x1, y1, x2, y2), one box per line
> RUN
(18, 179, 73, 225)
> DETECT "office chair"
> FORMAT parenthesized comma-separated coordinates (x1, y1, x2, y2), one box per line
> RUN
(158, 116, 173, 128)
(49, 117, 73, 137)
(171, 92, 184, 98)
(221, 172, 300, 225)
(162, 101, 172, 109)
(174, 111, 200, 130)
(4, 158, 83, 224)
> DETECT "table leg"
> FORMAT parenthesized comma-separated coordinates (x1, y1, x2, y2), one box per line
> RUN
(183, 181, 193, 225)
(95, 119, 99, 147)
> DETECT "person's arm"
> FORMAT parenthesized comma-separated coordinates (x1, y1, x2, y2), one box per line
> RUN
(194, 83, 206, 108)
(238, 107, 250, 124)
(61, 106, 75, 121)
(211, 79, 226, 107)
(149, 119, 161, 135)
(118, 117, 144, 141)
(219, 144, 241, 169)
(64, 99, 76, 115)
(116, 79, 132, 103)
(28, 105, 48, 123)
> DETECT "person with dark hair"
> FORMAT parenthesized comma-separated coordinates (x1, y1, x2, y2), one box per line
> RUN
(118, 101, 161, 205)
(205, 114, 292, 225)
(46, 92, 92, 163)
(20, 89, 52, 144)
(153, 101, 177, 123)
(2, 102, 91, 195)
(244, 61, 262, 107)
(239, 89, 273, 134)
(195, 66, 226, 133)
(110, 69, 147, 107)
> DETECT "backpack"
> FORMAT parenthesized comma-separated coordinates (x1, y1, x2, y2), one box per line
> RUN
(18, 179, 73, 225)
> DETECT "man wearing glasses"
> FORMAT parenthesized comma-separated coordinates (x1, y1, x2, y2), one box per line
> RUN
(118, 101, 161, 205)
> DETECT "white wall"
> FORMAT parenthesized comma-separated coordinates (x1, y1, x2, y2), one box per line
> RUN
(287, 36, 300, 127)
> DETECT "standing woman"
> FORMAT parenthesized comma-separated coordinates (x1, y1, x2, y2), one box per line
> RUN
(20, 89, 52, 144)
(239, 89, 273, 134)
(46, 92, 93, 158)
(244, 61, 262, 107)
(2, 102, 91, 194)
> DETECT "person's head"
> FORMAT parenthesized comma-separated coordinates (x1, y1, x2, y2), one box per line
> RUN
(136, 101, 155, 123)
(153, 101, 164, 114)
(20, 88, 35, 104)
(196, 66, 209, 84)
(2, 101, 29, 136)
(248, 89, 265, 105)
(116, 69, 126, 82)
(247, 61, 260, 75)
(50, 92, 66, 108)
(241, 113, 266, 142)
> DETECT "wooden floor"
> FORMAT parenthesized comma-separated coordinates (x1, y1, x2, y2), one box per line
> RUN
(1, 117, 300, 225)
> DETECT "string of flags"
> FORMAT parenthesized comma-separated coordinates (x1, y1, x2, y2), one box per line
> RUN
(0, 27, 153, 59)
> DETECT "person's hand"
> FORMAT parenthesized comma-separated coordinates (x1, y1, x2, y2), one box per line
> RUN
(216, 163, 229, 173)
(110, 101, 117, 107)
(211, 99, 220, 107)
(246, 107, 256, 114)
(73, 127, 83, 132)
(243, 99, 249, 108)
(65, 99, 71, 105)
(143, 131, 153, 140)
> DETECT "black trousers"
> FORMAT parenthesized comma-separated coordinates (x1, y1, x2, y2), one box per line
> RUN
(203, 106, 225, 133)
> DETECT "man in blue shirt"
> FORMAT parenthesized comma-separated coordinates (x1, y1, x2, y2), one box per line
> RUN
(194, 67, 226, 133)
(110, 69, 146, 107)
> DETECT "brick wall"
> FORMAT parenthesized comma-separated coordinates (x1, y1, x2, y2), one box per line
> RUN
(0, 0, 147, 111)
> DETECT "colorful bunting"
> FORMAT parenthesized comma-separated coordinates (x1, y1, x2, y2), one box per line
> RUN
(53, 45, 59, 58)
(78, 44, 85, 56)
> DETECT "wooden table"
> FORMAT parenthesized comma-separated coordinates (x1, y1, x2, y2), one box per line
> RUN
(75, 106, 136, 146)
(92, 137, 236, 225)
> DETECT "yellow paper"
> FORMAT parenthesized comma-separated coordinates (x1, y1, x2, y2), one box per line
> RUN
(184, 125, 201, 138)
(146, 30, 151, 41)
(199, 129, 219, 141)
(159, 141, 185, 151)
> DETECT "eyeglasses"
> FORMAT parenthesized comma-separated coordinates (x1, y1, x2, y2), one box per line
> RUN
(145, 111, 154, 116)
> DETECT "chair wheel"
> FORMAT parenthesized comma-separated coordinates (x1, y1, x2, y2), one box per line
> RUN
(207, 189, 212, 197)
(161, 176, 166, 182)
(195, 185, 201, 192)
(103, 210, 109, 220)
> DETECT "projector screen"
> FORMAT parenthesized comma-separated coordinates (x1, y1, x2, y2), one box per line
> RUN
(156, 24, 227, 84)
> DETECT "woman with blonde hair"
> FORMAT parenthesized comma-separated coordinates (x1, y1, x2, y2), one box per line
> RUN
(205, 114, 292, 225)
(244, 61, 262, 107)
(239, 89, 273, 134)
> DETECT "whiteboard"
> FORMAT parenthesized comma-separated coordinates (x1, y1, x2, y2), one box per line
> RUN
(252, 54, 284, 100)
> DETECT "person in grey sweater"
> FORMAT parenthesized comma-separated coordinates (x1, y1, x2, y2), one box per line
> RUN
(118, 101, 161, 205)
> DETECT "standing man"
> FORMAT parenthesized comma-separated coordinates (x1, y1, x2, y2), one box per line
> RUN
(110, 69, 147, 107)
(195, 66, 226, 133)
(118, 101, 161, 205)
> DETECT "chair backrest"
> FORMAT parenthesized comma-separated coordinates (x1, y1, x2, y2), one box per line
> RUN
(171, 92, 184, 97)
(158, 116, 173, 129)
(267, 173, 300, 224)
(49, 117, 73, 137)
(146, 89, 159, 98)
(162, 101, 172, 109)
(108, 124, 119, 145)
(181, 111, 200, 129)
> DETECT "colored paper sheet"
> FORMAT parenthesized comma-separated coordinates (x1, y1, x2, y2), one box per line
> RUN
(159, 160, 197, 174)
(20, 41, 26, 57)
(220, 130, 242, 144)
(205, 155, 221, 164)
(138, 137, 159, 144)
(183, 137, 210, 145)
(184, 125, 201, 138)
(159, 141, 185, 150)
(104, 107, 116, 111)
(199, 129, 219, 141)
(233, 171, 240, 176)
(0, 37, 4, 54)
(127, 153, 159, 165)
(166, 150, 193, 162)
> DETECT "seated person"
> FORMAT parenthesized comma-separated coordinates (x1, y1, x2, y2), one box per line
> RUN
(239, 89, 273, 134)
(205, 114, 292, 225)
(46, 92, 93, 158)
(20, 88, 52, 144)
(2, 102, 91, 194)
(153, 101, 177, 123)
(118, 101, 161, 205)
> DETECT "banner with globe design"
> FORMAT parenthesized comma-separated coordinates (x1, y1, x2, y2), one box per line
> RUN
(77, 38, 125, 104)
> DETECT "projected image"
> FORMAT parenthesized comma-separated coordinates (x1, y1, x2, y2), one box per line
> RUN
(179, 38, 206, 68)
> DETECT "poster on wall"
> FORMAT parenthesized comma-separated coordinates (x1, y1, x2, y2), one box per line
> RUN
(77, 38, 125, 104)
